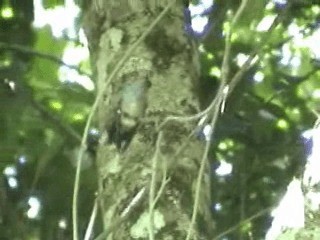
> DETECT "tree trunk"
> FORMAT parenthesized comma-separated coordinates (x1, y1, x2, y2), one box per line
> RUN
(82, 1, 214, 239)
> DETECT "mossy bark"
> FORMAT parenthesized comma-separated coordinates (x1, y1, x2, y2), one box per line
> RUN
(82, 1, 214, 239)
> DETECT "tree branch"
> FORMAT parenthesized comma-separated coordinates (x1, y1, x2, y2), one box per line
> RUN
(148, 131, 170, 240)
(185, 0, 249, 239)
(0, 42, 91, 77)
(73, 2, 175, 239)
(213, 207, 272, 240)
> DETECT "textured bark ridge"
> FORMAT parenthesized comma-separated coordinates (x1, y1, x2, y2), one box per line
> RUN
(82, 1, 213, 239)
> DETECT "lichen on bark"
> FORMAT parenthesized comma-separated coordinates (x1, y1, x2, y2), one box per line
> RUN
(82, 1, 213, 238)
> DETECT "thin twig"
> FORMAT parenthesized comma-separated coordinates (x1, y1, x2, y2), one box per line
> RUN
(72, 3, 174, 239)
(228, 6, 290, 95)
(152, 157, 170, 209)
(185, 87, 225, 240)
(160, 0, 249, 131)
(159, 96, 215, 129)
(153, 1, 288, 239)
(84, 199, 98, 240)
(213, 207, 272, 240)
(152, 176, 170, 210)
(159, 0, 286, 131)
(31, 98, 82, 142)
(94, 187, 147, 240)
(148, 131, 163, 240)
(312, 110, 320, 129)
(221, 0, 248, 84)
(185, 1, 249, 239)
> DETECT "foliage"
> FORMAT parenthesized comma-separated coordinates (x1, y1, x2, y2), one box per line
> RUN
(0, 0, 320, 239)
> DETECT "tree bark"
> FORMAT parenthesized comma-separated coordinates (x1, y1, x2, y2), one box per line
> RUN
(82, 1, 214, 239)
